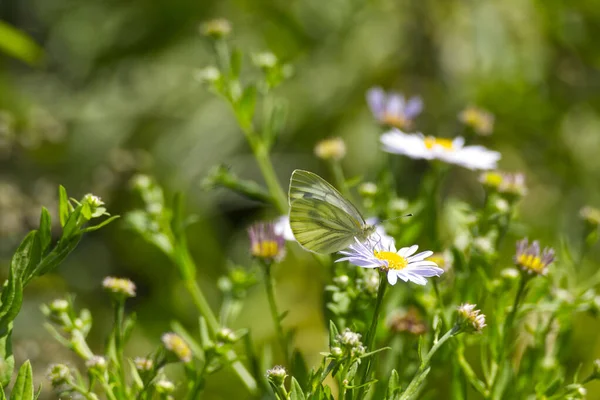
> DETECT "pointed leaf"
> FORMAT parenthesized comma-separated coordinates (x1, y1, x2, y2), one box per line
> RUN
(10, 360, 33, 400)
(38, 207, 52, 254)
(79, 215, 120, 234)
(58, 186, 70, 227)
(387, 369, 400, 398)
(10, 232, 37, 278)
(290, 377, 306, 400)
(0, 324, 14, 387)
(60, 207, 82, 242)
(328, 321, 339, 348)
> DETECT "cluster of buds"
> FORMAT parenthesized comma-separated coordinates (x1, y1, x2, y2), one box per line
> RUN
(331, 329, 366, 360)
(42, 298, 94, 360)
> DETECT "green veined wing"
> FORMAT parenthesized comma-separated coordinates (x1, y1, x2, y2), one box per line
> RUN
(289, 169, 366, 225)
(288, 170, 372, 254)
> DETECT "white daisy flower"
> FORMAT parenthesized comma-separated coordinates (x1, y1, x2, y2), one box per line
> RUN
(380, 129, 501, 170)
(336, 238, 443, 286)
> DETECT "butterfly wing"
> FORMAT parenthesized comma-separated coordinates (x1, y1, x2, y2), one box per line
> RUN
(289, 170, 366, 225)
(289, 197, 363, 254)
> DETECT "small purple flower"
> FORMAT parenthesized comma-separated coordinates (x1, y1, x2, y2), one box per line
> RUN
(248, 222, 286, 262)
(514, 238, 555, 276)
(367, 87, 423, 130)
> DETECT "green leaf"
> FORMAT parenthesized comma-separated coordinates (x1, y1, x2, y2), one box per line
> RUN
(61, 207, 82, 242)
(236, 85, 257, 131)
(0, 21, 43, 66)
(79, 215, 120, 234)
(38, 208, 52, 254)
(198, 317, 213, 349)
(30, 235, 81, 280)
(0, 273, 23, 331)
(290, 377, 306, 400)
(0, 324, 14, 388)
(387, 369, 400, 398)
(9, 232, 37, 279)
(291, 351, 309, 390)
(58, 186, 70, 228)
(328, 321, 339, 348)
(10, 360, 33, 400)
(0, 386, 5, 400)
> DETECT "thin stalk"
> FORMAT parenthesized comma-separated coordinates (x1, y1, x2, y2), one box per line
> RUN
(181, 261, 258, 393)
(328, 160, 352, 200)
(113, 301, 127, 398)
(490, 275, 528, 398)
(263, 262, 289, 365)
(354, 273, 387, 400)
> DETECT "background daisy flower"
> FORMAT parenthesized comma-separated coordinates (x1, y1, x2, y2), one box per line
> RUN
(337, 238, 443, 285)
(367, 87, 423, 130)
(381, 129, 501, 170)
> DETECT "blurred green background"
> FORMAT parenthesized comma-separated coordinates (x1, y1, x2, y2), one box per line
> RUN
(2, 0, 600, 398)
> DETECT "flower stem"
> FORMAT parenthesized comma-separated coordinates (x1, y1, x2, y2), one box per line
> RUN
(328, 160, 352, 201)
(181, 260, 258, 393)
(354, 272, 387, 399)
(263, 262, 289, 365)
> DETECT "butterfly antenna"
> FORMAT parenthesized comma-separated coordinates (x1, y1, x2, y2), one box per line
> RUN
(381, 213, 413, 224)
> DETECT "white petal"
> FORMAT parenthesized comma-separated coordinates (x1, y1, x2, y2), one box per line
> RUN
(387, 270, 398, 285)
(407, 251, 433, 262)
(398, 245, 418, 258)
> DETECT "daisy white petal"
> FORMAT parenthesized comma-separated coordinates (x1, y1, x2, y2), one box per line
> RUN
(381, 129, 501, 170)
(407, 251, 434, 262)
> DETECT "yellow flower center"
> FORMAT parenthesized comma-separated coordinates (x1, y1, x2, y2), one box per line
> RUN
(252, 241, 280, 258)
(374, 251, 408, 270)
(424, 137, 454, 151)
(382, 113, 410, 129)
(517, 254, 544, 273)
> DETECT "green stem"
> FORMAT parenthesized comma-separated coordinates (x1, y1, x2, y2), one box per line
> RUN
(400, 326, 459, 400)
(490, 275, 528, 398)
(328, 160, 351, 200)
(354, 272, 387, 399)
(182, 265, 258, 393)
(264, 262, 289, 365)
(113, 301, 127, 397)
(503, 275, 527, 345)
(254, 142, 288, 213)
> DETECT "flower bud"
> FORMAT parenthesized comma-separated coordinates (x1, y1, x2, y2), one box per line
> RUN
(102, 276, 136, 299)
(134, 357, 154, 371)
(456, 303, 486, 334)
(266, 365, 287, 385)
(314, 137, 346, 161)
(195, 66, 221, 85)
(216, 328, 237, 344)
(200, 18, 232, 39)
(358, 182, 378, 197)
(46, 364, 72, 387)
(86, 355, 107, 374)
(161, 332, 192, 363)
(155, 379, 175, 394)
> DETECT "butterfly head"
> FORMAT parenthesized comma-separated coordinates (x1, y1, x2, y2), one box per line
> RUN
(361, 224, 377, 241)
